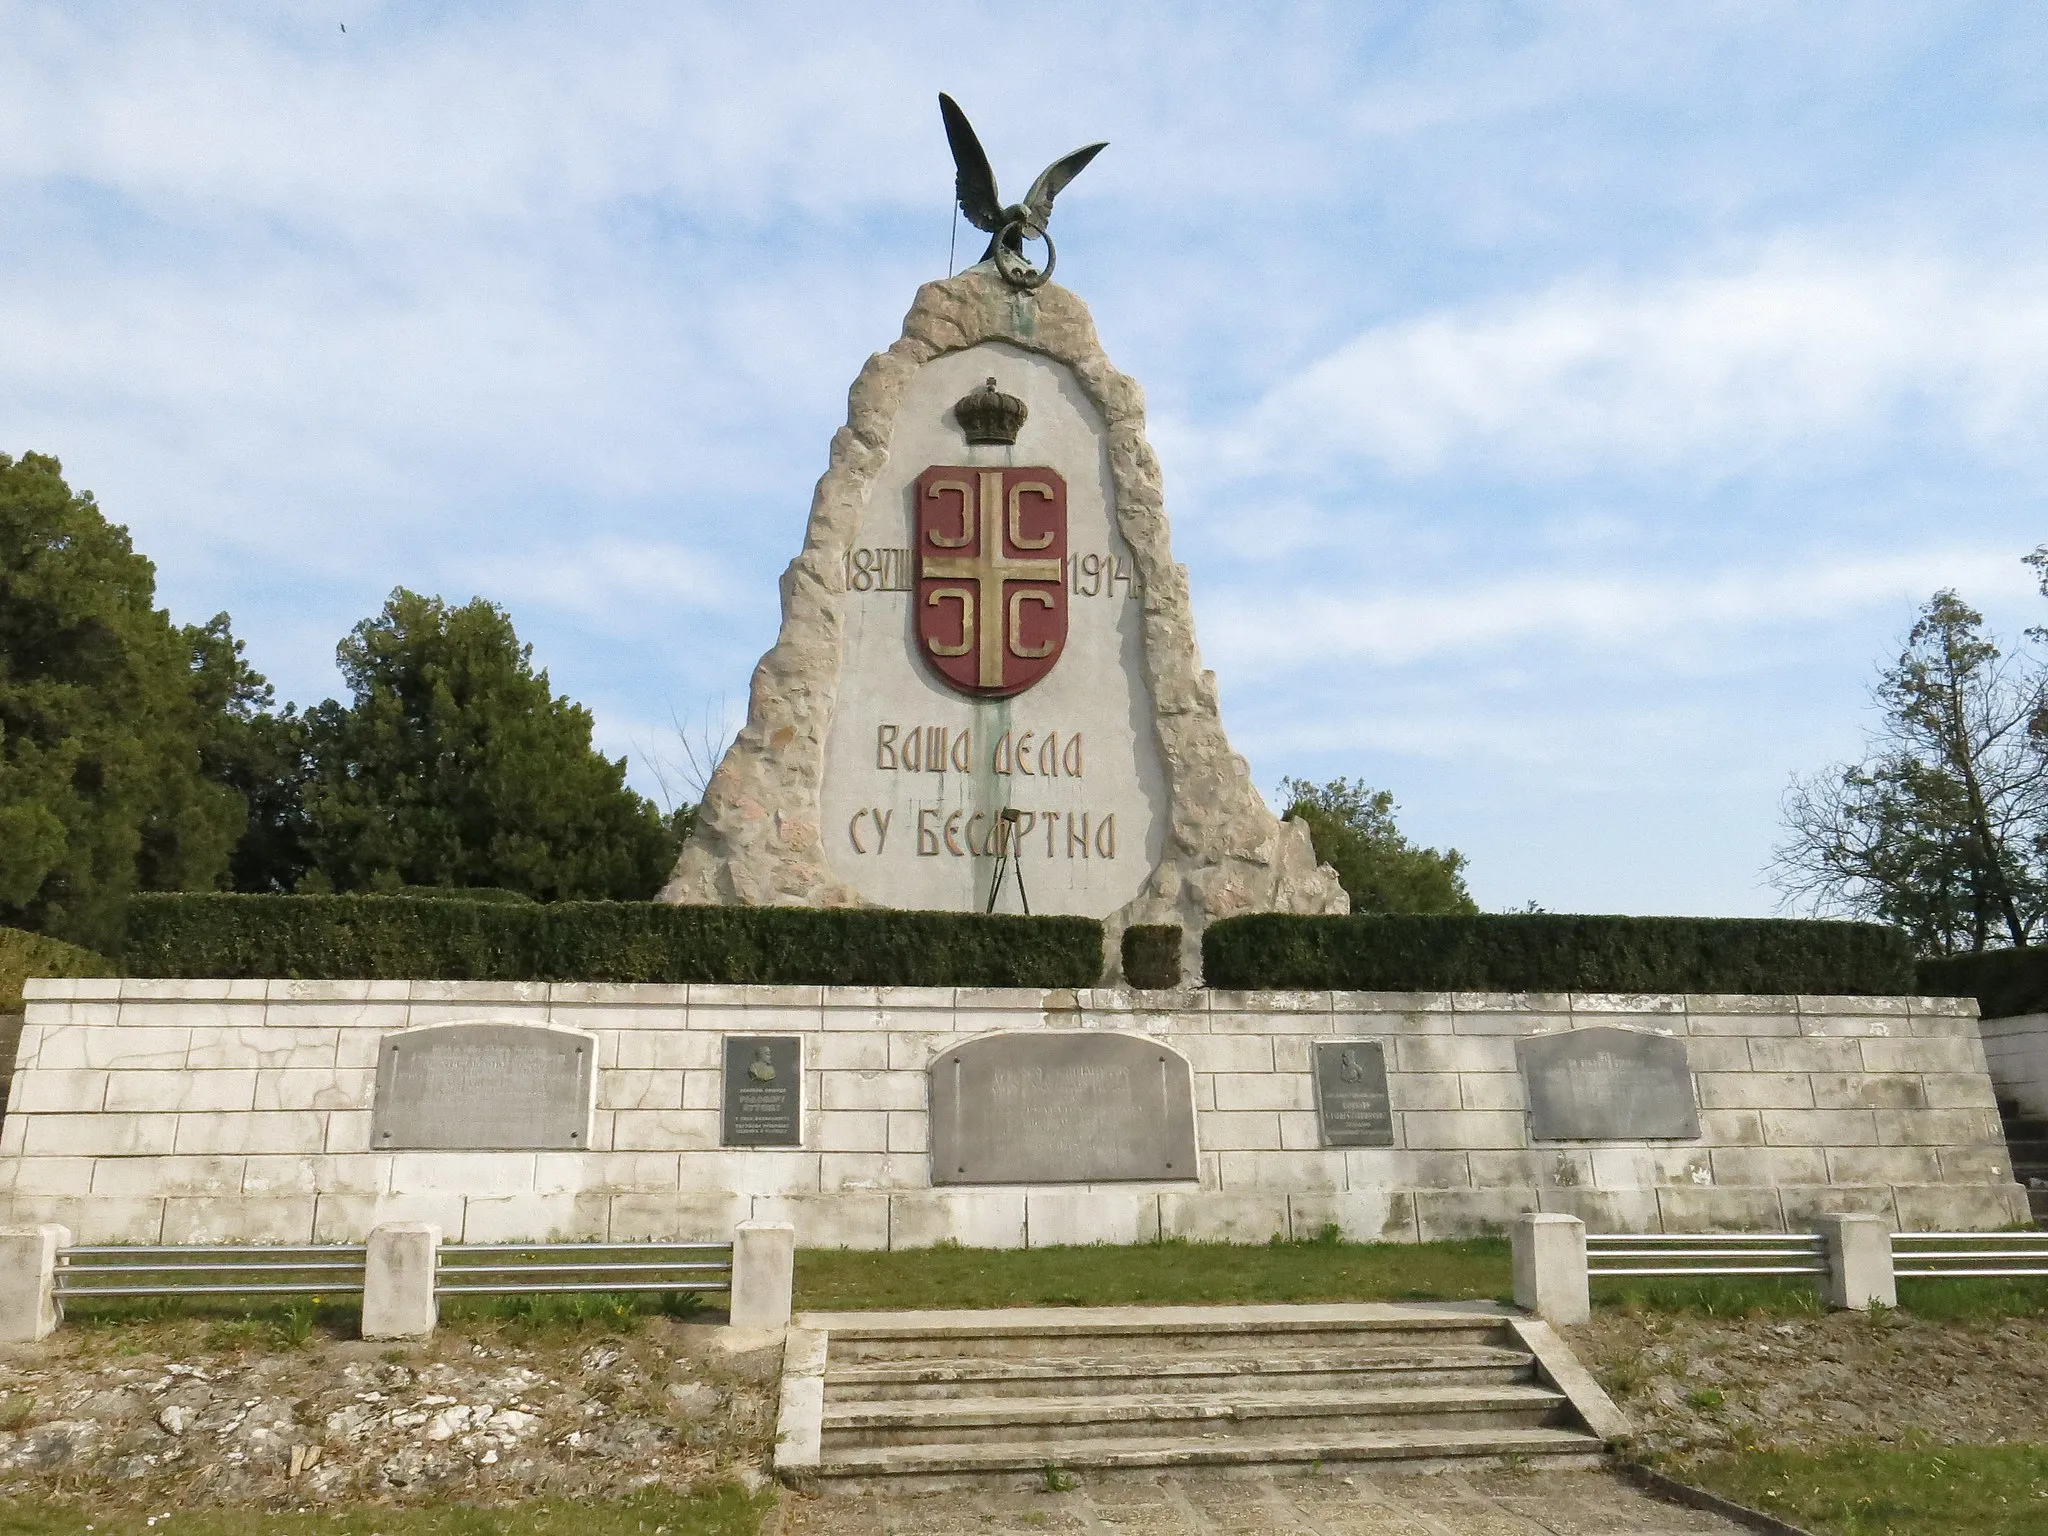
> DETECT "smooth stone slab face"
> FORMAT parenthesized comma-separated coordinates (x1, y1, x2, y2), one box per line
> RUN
(819, 341, 1169, 919)
(1518, 1026, 1700, 1141)
(1312, 1040, 1394, 1147)
(371, 1024, 594, 1151)
(722, 1036, 804, 1147)
(930, 1031, 1195, 1185)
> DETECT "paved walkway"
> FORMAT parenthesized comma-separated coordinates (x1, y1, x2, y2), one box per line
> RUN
(782, 1466, 1756, 1535)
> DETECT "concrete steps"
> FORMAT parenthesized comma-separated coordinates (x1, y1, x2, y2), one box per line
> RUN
(775, 1303, 1628, 1482)
(826, 1341, 1537, 1400)
(813, 1425, 1608, 1477)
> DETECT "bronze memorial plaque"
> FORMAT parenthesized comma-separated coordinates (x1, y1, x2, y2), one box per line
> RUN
(371, 1023, 594, 1151)
(722, 1036, 804, 1147)
(1312, 1040, 1394, 1147)
(930, 1032, 1196, 1184)
(1517, 1025, 1700, 1141)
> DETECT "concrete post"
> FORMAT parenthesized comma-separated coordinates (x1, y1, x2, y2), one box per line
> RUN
(1818, 1214, 1895, 1310)
(729, 1221, 796, 1331)
(1512, 1213, 1589, 1326)
(362, 1222, 440, 1340)
(0, 1225, 70, 1342)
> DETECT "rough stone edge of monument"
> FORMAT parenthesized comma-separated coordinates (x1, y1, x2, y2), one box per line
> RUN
(1620, 1462, 1816, 1536)
(656, 265, 1347, 980)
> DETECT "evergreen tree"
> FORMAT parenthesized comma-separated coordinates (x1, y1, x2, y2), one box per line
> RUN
(0, 453, 249, 948)
(281, 589, 677, 899)
(1279, 777, 1477, 915)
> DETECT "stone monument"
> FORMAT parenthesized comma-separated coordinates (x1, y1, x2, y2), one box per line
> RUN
(660, 98, 1346, 976)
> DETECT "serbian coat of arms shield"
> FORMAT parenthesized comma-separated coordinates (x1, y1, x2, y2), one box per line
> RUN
(914, 466, 1068, 697)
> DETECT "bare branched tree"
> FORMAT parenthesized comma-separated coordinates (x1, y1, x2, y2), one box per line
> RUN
(1770, 590, 2048, 955)
(637, 697, 737, 845)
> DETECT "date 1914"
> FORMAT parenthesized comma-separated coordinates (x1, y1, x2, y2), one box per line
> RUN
(848, 547, 1139, 597)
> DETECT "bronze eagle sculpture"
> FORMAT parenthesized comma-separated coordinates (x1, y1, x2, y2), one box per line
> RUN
(939, 93, 1106, 278)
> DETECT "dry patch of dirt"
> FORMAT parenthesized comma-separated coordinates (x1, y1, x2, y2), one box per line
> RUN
(1567, 1310, 2048, 1463)
(0, 1317, 778, 1511)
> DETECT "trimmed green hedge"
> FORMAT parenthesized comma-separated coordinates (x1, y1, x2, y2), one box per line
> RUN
(123, 894, 1101, 988)
(395, 886, 534, 904)
(1121, 925, 1182, 990)
(1204, 913, 1914, 995)
(0, 926, 115, 1012)
(1916, 948, 2048, 1020)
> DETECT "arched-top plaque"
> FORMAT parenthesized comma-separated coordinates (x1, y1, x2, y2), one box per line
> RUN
(371, 1023, 596, 1151)
(930, 1031, 1196, 1185)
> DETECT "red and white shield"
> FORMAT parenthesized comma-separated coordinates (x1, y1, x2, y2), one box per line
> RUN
(914, 466, 1068, 698)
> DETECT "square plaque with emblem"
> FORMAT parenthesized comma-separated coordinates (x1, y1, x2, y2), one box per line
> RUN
(721, 1036, 804, 1147)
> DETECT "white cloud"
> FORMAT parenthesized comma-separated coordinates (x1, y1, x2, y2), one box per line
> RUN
(460, 538, 736, 627)
(1205, 546, 2034, 674)
(1214, 245, 2048, 480)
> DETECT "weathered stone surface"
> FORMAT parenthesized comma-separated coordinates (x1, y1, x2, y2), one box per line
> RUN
(1519, 1026, 1700, 1141)
(929, 1031, 1196, 1184)
(371, 1025, 594, 1151)
(658, 266, 1346, 978)
(1311, 1041, 1394, 1147)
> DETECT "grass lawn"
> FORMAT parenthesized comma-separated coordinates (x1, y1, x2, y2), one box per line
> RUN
(796, 1237, 2048, 1319)
(1686, 1445, 2048, 1536)
(794, 1235, 1515, 1310)
(0, 1485, 772, 1536)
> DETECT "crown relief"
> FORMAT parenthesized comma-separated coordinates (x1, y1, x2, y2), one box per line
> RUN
(952, 378, 1028, 446)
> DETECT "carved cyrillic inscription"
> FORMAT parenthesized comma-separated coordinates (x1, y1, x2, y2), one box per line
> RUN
(721, 1036, 803, 1147)
(930, 1032, 1196, 1184)
(371, 1024, 594, 1151)
(1313, 1041, 1394, 1147)
(1518, 1026, 1700, 1141)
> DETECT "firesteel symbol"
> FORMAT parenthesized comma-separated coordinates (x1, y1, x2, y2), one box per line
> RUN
(914, 466, 1069, 698)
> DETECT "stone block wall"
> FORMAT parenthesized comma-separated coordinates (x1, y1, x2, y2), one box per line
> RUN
(1982, 1012, 2048, 1121)
(0, 980, 2026, 1248)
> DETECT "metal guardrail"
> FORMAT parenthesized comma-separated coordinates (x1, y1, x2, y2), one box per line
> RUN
(52, 1240, 734, 1301)
(56, 1244, 368, 1299)
(1892, 1231, 2048, 1279)
(436, 1241, 734, 1296)
(1586, 1232, 1828, 1278)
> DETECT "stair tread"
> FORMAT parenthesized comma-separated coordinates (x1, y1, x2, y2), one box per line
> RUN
(828, 1345, 1533, 1386)
(813, 1424, 1604, 1476)
(824, 1382, 1566, 1429)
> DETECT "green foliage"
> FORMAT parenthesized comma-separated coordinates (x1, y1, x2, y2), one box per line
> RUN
(1895, 1274, 2048, 1320)
(795, 1237, 1513, 1312)
(254, 589, 677, 900)
(1120, 923, 1182, 988)
(1203, 912, 1914, 993)
(0, 453, 256, 949)
(1687, 1444, 2048, 1536)
(1916, 945, 2048, 1019)
(123, 893, 1104, 986)
(0, 925, 112, 1012)
(1593, 1275, 1825, 1317)
(1773, 589, 2048, 956)
(1279, 778, 1476, 915)
(396, 885, 535, 904)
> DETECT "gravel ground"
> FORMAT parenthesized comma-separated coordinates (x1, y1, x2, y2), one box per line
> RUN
(0, 1316, 779, 1510)
(1566, 1309, 2048, 1463)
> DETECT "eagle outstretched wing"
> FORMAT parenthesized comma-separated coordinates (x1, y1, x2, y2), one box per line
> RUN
(939, 93, 1003, 232)
(1020, 142, 1107, 232)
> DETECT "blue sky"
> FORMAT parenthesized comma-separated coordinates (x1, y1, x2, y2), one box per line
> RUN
(6, 3, 2048, 915)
